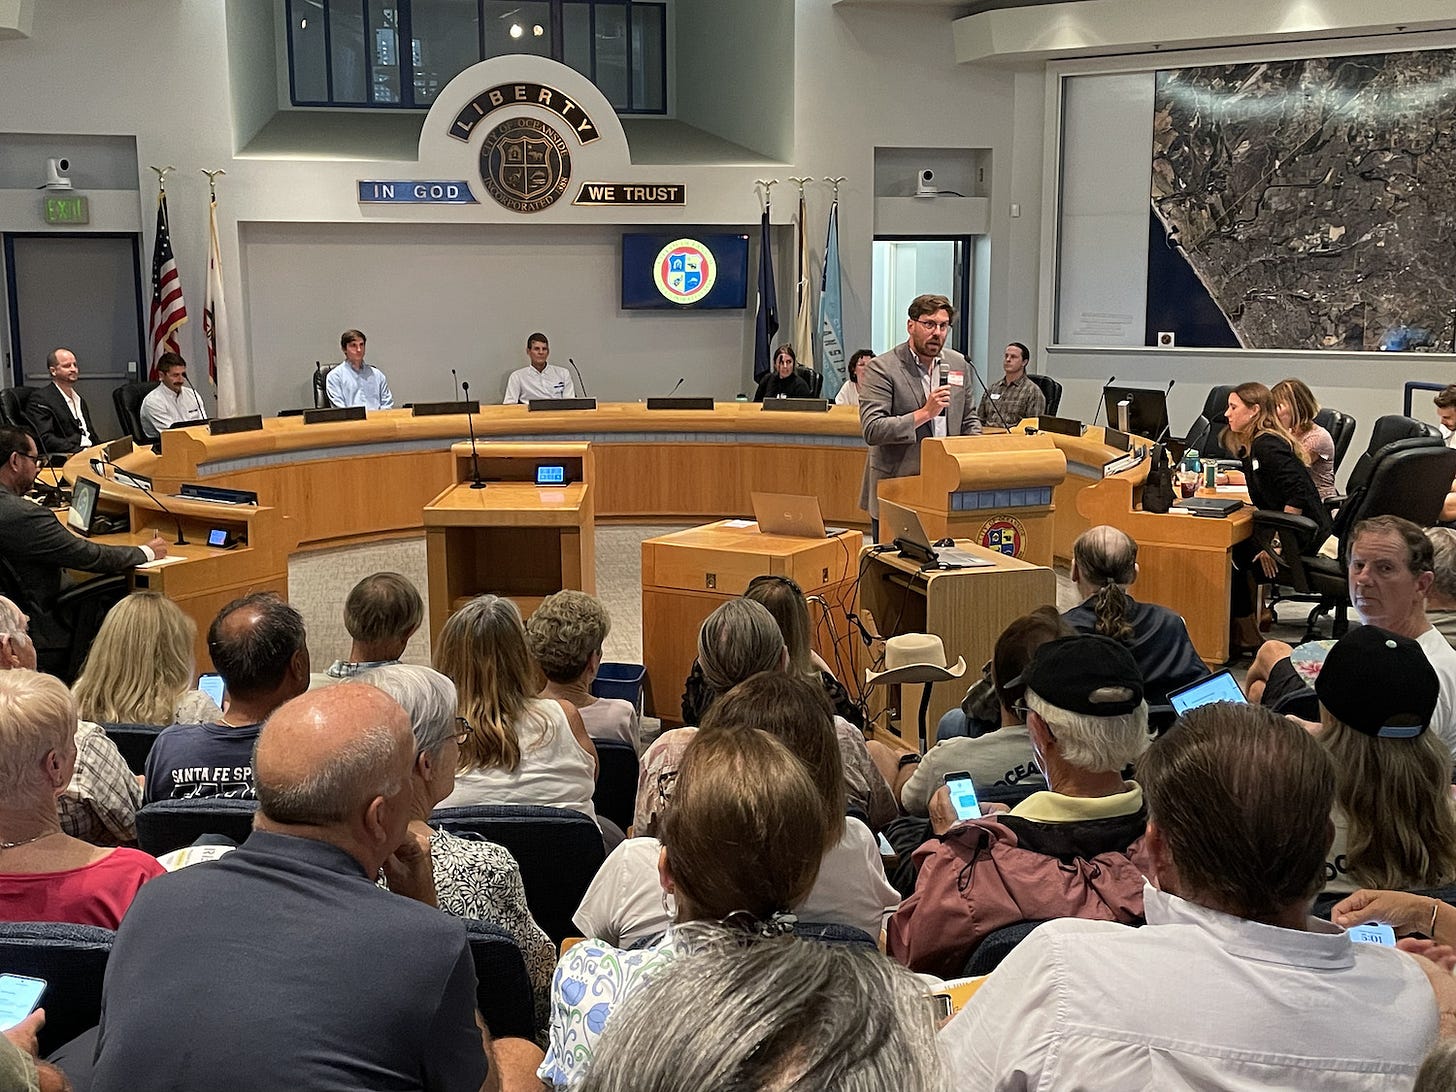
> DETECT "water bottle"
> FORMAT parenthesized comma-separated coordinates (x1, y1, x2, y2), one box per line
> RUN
(1182, 448, 1200, 475)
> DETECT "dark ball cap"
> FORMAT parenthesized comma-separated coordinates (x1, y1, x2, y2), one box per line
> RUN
(1018, 633, 1144, 716)
(1316, 625, 1438, 739)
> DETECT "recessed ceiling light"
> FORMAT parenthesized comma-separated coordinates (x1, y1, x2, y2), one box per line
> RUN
(509, 22, 523, 38)
(533, 24, 544, 36)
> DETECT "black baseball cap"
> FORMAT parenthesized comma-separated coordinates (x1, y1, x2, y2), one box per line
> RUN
(1316, 626, 1437, 739)
(1016, 634, 1144, 716)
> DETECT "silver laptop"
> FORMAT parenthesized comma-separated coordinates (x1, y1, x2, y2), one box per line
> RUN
(879, 500, 989, 569)
(750, 492, 849, 538)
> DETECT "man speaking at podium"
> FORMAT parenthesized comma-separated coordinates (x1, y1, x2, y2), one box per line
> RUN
(858, 294, 981, 539)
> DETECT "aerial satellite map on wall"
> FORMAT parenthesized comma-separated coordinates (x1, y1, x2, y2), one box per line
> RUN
(1150, 49, 1456, 352)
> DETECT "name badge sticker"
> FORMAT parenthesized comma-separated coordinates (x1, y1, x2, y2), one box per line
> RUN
(948, 371, 965, 387)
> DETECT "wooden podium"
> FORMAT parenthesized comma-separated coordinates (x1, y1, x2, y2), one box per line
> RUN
(424, 442, 595, 643)
(858, 540, 1055, 749)
(640, 521, 864, 726)
(877, 435, 1067, 566)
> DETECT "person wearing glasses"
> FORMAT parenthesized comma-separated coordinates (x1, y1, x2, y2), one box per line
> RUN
(0, 426, 166, 674)
(858, 294, 981, 539)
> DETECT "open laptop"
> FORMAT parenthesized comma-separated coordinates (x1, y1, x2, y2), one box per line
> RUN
(750, 492, 849, 538)
(879, 500, 990, 569)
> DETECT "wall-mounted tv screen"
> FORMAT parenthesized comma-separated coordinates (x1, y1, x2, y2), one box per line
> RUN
(621, 232, 750, 310)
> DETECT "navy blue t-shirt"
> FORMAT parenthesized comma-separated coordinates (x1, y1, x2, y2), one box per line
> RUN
(142, 720, 261, 805)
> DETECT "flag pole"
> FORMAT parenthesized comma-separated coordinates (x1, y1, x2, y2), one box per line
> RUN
(788, 177, 814, 375)
(201, 169, 233, 413)
(201, 168, 226, 197)
(752, 180, 780, 384)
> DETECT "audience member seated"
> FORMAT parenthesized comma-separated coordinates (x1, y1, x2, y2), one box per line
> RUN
(321, 571, 422, 681)
(1247, 516, 1456, 755)
(362, 663, 555, 1035)
(831, 348, 873, 408)
(575, 673, 899, 947)
(1427, 527, 1456, 647)
(143, 592, 310, 803)
(1, 1010, 67, 1092)
(575, 937, 944, 1092)
(943, 702, 1447, 1088)
(744, 573, 863, 726)
(1219, 381, 1332, 654)
(1335, 888, 1456, 964)
(0, 670, 164, 927)
(647, 598, 891, 834)
(89, 683, 543, 1091)
(752, 344, 813, 401)
(541, 726, 830, 1088)
(887, 634, 1152, 976)
(433, 595, 600, 826)
(894, 610, 1062, 824)
(0, 594, 140, 847)
(526, 589, 640, 750)
(1062, 526, 1209, 707)
(1312, 626, 1456, 898)
(1273, 377, 1338, 500)
(73, 591, 222, 726)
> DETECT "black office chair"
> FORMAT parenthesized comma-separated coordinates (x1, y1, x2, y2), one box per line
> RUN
(0, 385, 37, 434)
(1314, 407, 1357, 475)
(1028, 373, 1063, 416)
(463, 919, 537, 1041)
(312, 363, 335, 408)
(430, 804, 606, 944)
(1193, 384, 1237, 459)
(114, 379, 160, 443)
(591, 738, 639, 834)
(0, 554, 128, 685)
(1256, 438, 1456, 640)
(0, 922, 115, 1056)
(135, 797, 259, 856)
(793, 366, 822, 399)
(101, 722, 165, 775)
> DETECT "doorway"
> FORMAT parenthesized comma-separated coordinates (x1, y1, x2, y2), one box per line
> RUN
(871, 237, 973, 358)
(3, 232, 146, 440)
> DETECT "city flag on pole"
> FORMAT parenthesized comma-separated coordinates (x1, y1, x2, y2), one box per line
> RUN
(819, 198, 846, 401)
(792, 188, 814, 374)
(205, 191, 238, 414)
(146, 191, 187, 378)
(753, 203, 779, 381)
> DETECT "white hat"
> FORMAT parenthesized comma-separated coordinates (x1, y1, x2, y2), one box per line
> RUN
(865, 633, 967, 687)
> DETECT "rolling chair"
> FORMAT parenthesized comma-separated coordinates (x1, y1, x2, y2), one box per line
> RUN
(1190, 384, 1237, 459)
(430, 804, 607, 944)
(1028, 373, 1063, 416)
(0, 922, 115, 1056)
(0, 385, 37, 433)
(1314, 407, 1357, 474)
(0, 555, 128, 684)
(114, 379, 160, 444)
(312, 362, 336, 408)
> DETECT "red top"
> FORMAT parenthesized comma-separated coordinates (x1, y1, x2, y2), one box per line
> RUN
(0, 848, 166, 929)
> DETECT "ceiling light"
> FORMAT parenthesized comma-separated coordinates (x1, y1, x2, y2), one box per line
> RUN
(532, 24, 544, 36)
(509, 22, 523, 38)
(300, 17, 307, 29)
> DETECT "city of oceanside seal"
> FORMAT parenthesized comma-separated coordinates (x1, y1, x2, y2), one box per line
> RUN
(479, 116, 571, 213)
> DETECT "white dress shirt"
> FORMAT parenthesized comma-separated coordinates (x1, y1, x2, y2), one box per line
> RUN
(940, 883, 1436, 1091)
(56, 383, 92, 446)
(503, 363, 575, 404)
(139, 384, 207, 437)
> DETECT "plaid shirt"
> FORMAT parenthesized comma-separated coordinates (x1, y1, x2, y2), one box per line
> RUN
(977, 374, 1046, 428)
(57, 720, 142, 846)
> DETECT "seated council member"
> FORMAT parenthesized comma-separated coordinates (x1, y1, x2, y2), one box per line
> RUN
(138, 351, 207, 438)
(325, 328, 393, 410)
(0, 427, 166, 672)
(832, 348, 873, 407)
(753, 344, 813, 401)
(28, 347, 96, 455)
(504, 332, 575, 404)
(977, 341, 1045, 428)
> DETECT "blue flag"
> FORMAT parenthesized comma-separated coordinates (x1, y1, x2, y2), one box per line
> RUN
(754, 204, 779, 381)
(819, 199, 846, 400)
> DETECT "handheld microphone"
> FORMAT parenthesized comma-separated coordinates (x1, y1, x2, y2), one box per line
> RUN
(461, 380, 485, 490)
(663, 377, 685, 398)
(1090, 375, 1117, 429)
(567, 357, 588, 398)
(964, 362, 1015, 431)
(451, 368, 460, 401)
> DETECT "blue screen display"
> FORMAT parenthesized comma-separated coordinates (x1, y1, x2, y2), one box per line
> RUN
(621, 232, 750, 310)
(536, 464, 566, 485)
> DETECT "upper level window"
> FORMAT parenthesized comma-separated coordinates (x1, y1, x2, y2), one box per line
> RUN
(286, 0, 668, 113)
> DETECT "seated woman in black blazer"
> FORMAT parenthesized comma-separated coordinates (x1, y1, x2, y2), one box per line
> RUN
(1219, 381, 1332, 653)
(753, 344, 813, 402)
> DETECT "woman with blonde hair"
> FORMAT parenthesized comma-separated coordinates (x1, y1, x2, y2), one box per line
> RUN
(433, 595, 599, 824)
(1219, 382, 1331, 653)
(1315, 626, 1456, 896)
(72, 592, 221, 725)
(1271, 377, 1337, 499)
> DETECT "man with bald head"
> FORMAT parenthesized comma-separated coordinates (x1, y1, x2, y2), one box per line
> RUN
(90, 683, 517, 1091)
(143, 591, 310, 803)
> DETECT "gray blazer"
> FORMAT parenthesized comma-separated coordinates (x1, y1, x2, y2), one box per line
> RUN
(858, 342, 981, 518)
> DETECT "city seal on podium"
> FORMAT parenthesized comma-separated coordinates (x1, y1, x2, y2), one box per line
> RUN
(978, 516, 1027, 558)
(479, 116, 571, 213)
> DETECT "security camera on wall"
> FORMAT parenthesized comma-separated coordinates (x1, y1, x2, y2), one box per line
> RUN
(915, 168, 937, 198)
(42, 157, 72, 191)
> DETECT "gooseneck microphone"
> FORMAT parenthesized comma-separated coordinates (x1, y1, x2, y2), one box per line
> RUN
(567, 357, 588, 398)
(461, 380, 485, 490)
(451, 368, 460, 401)
(1090, 375, 1117, 429)
(1152, 378, 1178, 444)
(127, 469, 189, 546)
(964, 362, 1015, 431)
(662, 377, 685, 398)
(181, 370, 209, 421)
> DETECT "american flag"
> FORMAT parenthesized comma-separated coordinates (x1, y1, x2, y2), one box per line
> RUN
(146, 191, 187, 378)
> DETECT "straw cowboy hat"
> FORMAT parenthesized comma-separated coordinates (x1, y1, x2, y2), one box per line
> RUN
(865, 633, 967, 687)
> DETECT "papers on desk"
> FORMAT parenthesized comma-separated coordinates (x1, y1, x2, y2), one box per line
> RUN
(722, 519, 755, 528)
(1214, 485, 1245, 494)
(135, 555, 187, 570)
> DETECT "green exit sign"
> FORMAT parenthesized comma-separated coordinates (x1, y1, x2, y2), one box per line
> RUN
(43, 195, 89, 225)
